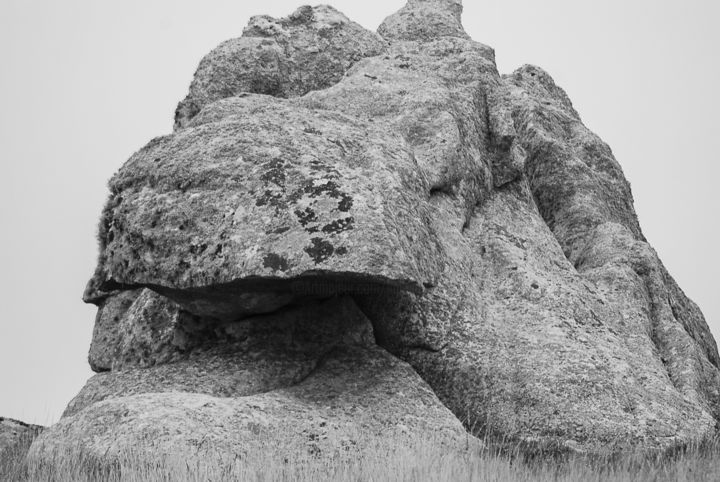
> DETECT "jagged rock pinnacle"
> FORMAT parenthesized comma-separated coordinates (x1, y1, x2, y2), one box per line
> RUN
(409, 0, 463, 21)
(378, 0, 468, 41)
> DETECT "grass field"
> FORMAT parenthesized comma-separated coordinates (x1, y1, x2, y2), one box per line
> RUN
(3, 432, 720, 481)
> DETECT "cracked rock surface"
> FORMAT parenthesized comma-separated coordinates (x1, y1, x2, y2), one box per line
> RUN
(32, 0, 720, 462)
(30, 297, 470, 464)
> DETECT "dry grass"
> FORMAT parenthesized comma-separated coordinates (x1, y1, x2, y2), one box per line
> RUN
(3, 433, 720, 482)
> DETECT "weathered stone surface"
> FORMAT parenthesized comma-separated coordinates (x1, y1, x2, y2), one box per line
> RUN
(503, 64, 720, 423)
(355, 47, 720, 449)
(378, 0, 468, 42)
(0, 417, 42, 458)
(77, 296, 375, 413)
(361, 181, 716, 451)
(88, 289, 206, 371)
(86, 94, 446, 320)
(30, 298, 471, 464)
(43, 0, 720, 462)
(174, 5, 387, 128)
(366, 1, 717, 452)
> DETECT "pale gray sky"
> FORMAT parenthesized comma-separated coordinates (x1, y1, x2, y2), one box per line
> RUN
(0, 0, 718, 425)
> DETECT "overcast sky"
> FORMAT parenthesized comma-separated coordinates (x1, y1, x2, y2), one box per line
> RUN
(1, 0, 718, 425)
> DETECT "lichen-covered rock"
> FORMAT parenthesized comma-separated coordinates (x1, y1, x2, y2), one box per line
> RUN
(87, 95, 446, 320)
(43, 0, 720, 462)
(29, 298, 471, 465)
(174, 5, 387, 128)
(0, 417, 42, 458)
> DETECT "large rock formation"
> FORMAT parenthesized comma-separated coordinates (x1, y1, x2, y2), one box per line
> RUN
(31, 0, 719, 463)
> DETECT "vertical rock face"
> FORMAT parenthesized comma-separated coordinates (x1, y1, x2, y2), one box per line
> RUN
(32, 0, 720, 462)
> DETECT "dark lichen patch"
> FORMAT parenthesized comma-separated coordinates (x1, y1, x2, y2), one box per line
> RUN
(287, 176, 348, 207)
(304, 237, 335, 264)
(263, 253, 290, 272)
(395, 55, 412, 70)
(294, 207, 318, 226)
(259, 159, 287, 187)
(307, 159, 341, 176)
(256, 189, 286, 211)
(321, 217, 354, 234)
(302, 179, 350, 203)
(283, 174, 351, 209)
(189, 243, 208, 256)
(338, 193, 353, 212)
